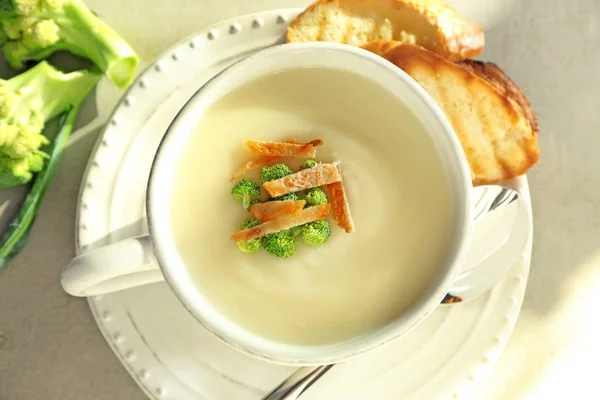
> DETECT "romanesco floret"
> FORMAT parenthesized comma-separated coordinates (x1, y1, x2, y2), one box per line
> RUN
(261, 163, 292, 183)
(301, 220, 331, 246)
(262, 230, 296, 258)
(236, 218, 261, 254)
(0, 121, 46, 158)
(231, 178, 260, 209)
(0, 0, 138, 88)
(0, 150, 44, 187)
(0, 60, 100, 187)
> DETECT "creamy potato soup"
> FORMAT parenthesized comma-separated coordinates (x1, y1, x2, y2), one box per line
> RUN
(171, 67, 453, 345)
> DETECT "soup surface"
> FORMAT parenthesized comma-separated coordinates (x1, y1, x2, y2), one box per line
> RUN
(171, 67, 453, 345)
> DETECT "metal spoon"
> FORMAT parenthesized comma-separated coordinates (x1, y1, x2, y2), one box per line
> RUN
(262, 365, 334, 400)
(262, 185, 527, 400)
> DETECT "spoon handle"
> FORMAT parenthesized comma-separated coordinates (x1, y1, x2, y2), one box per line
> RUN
(262, 365, 334, 400)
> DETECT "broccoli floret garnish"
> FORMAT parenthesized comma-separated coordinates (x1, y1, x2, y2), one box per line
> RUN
(0, 60, 100, 187)
(237, 239, 260, 253)
(262, 230, 296, 258)
(261, 162, 292, 183)
(231, 178, 260, 209)
(301, 220, 331, 246)
(299, 159, 317, 170)
(303, 187, 328, 207)
(0, 0, 139, 88)
(269, 192, 298, 202)
(236, 218, 261, 254)
(250, 198, 262, 206)
(289, 225, 303, 238)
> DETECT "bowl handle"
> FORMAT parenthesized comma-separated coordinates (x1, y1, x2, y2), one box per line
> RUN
(61, 235, 163, 297)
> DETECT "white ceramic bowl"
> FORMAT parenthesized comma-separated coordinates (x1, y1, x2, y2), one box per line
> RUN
(148, 42, 473, 365)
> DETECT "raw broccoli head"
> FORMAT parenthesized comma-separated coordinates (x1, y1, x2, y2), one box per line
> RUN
(0, 119, 46, 158)
(301, 220, 331, 246)
(262, 230, 296, 258)
(236, 218, 261, 254)
(261, 162, 292, 183)
(0, 150, 44, 187)
(0, 0, 138, 88)
(231, 178, 260, 209)
(299, 159, 317, 170)
(303, 187, 328, 207)
(0, 61, 100, 187)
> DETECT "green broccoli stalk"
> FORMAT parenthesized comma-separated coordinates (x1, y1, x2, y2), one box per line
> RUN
(303, 187, 328, 207)
(0, 104, 78, 269)
(0, 60, 100, 187)
(261, 163, 292, 184)
(0, 0, 138, 88)
(301, 220, 331, 246)
(236, 218, 261, 254)
(231, 178, 260, 209)
(262, 230, 296, 258)
(299, 159, 317, 170)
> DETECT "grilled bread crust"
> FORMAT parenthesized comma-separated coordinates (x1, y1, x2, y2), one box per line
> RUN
(362, 41, 539, 184)
(287, 0, 484, 61)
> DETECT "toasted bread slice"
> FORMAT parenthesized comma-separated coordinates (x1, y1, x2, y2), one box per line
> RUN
(328, 181, 355, 233)
(263, 163, 343, 198)
(244, 139, 323, 158)
(327, 163, 355, 233)
(250, 200, 306, 222)
(366, 41, 538, 135)
(287, 0, 484, 61)
(231, 204, 331, 241)
(363, 42, 539, 184)
(458, 60, 539, 135)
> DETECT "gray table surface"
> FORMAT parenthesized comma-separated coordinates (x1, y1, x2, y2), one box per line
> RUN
(1, 1, 599, 399)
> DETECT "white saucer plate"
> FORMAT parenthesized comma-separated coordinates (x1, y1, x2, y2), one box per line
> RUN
(76, 9, 533, 400)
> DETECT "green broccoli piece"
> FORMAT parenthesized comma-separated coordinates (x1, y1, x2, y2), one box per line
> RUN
(250, 198, 262, 206)
(237, 239, 260, 254)
(236, 218, 261, 254)
(231, 178, 260, 209)
(301, 220, 331, 246)
(262, 230, 296, 258)
(0, 60, 100, 187)
(0, 0, 138, 88)
(261, 163, 292, 184)
(269, 192, 298, 202)
(241, 218, 260, 229)
(299, 159, 317, 170)
(289, 225, 303, 238)
(303, 187, 328, 207)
